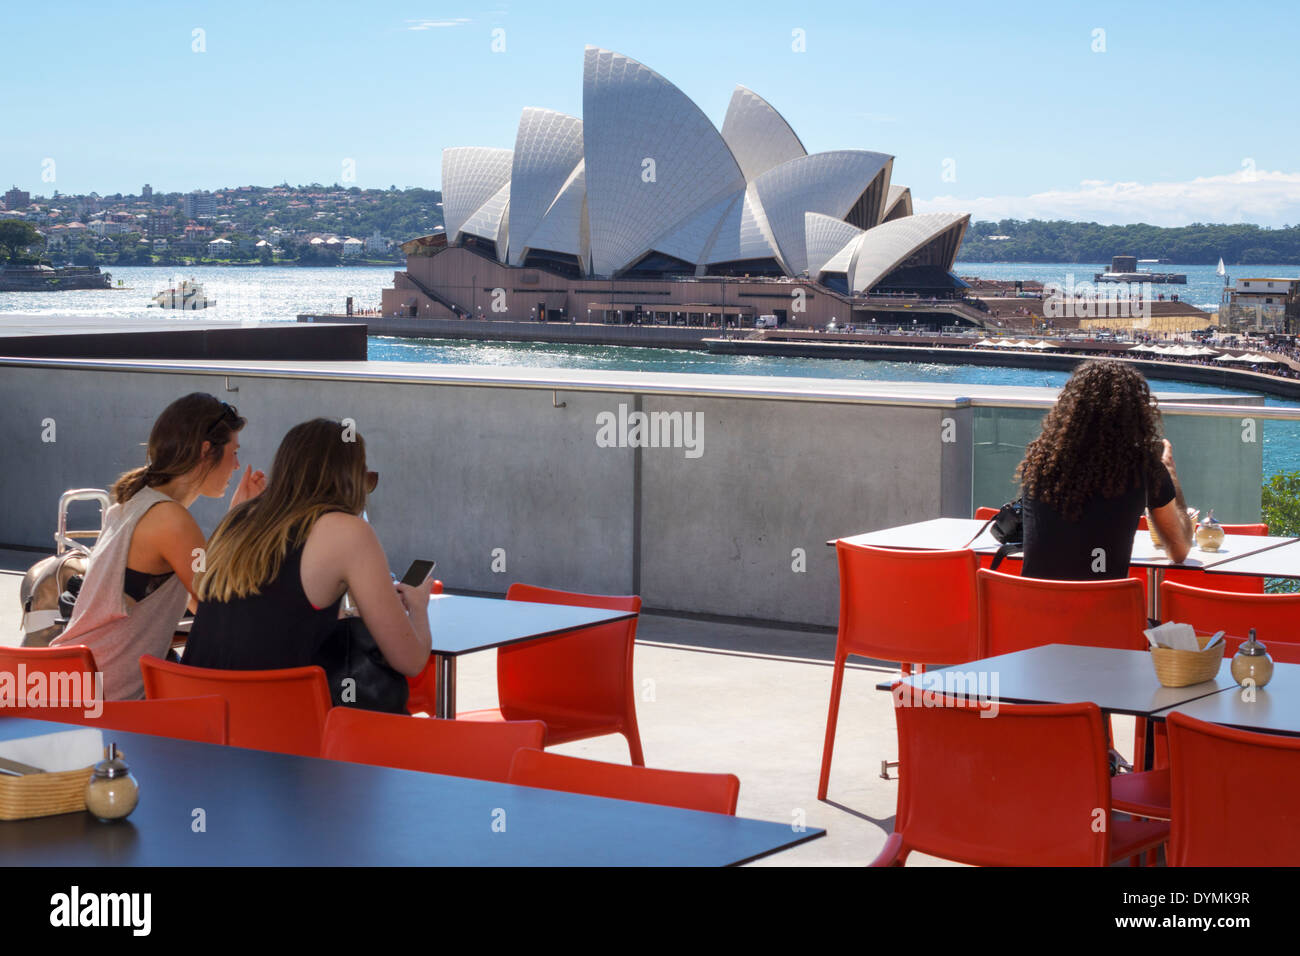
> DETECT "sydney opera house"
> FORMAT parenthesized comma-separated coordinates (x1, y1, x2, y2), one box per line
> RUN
(382, 47, 972, 330)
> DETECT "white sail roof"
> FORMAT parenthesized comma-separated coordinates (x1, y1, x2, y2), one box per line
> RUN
(442, 146, 513, 243)
(804, 212, 865, 277)
(458, 181, 511, 261)
(522, 160, 588, 263)
(702, 184, 781, 265)
(752, 150, 893, 275)
(719, 85, 807, 182)
(848, 212, 970, 293)
(581, 46, 746, 276)
(506, 108, 585, 265)
(882, 185, 913, 223)
(652, 191, 742, 269)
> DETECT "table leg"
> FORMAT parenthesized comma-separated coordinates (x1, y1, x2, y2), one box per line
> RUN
(434, 654, 457, 720)
(1146, 568, 1165, 624)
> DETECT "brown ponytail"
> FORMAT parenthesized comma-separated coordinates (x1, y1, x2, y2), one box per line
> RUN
(110, 393, 247, 504)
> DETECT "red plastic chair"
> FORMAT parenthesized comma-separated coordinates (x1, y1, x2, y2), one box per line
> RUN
(508, 748, 740, 815)
(322, 708, 545, 782)
(819, 542, 980, 799)
(7, 696, 228, 745)
(978, 569, 1152, 777)
(0, 645, 98, 706)
(1167, 711, 1300, 866)
(871, 691, 1168, 866)
(977, 569, 1146, 657)
(1160, 581, 1300, 659)
(1112, 581, 1300, 835)
(140, 655, 331, 758)
(457, 584, 644, 765)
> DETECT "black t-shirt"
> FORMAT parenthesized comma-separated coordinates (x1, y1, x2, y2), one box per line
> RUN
(184, 545, 343, 670)
(1021, 466, 1177, 581)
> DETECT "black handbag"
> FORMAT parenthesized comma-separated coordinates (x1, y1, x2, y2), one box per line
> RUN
(965, 499, 1023, 570)
(313, 614, 409, 714)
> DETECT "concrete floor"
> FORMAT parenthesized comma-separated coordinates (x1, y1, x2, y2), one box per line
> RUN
(0, 548, 1138, 866)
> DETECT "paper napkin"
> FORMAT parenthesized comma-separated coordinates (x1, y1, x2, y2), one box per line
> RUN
(0, 727, 104, 772)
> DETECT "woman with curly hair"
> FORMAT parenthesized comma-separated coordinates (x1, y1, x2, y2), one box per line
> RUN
(1017, 360, 1194, 580)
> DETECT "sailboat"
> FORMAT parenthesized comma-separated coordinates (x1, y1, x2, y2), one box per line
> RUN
(1217, 258, 1231, 326)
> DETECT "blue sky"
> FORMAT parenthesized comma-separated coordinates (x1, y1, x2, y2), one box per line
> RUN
(2, 0, 1297, 224)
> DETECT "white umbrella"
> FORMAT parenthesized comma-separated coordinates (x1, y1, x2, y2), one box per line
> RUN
(1215, 353, 1249, 362)
(1128, 344, 1151, 352)
(1247, 353, 1281, 364)
(1030, 340, 1059, 349)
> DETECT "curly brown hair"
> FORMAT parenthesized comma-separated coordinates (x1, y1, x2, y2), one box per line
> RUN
(1015, 361, 1167, 522)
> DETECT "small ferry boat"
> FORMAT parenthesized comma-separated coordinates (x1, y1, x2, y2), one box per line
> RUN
(150, 279, 215, 310)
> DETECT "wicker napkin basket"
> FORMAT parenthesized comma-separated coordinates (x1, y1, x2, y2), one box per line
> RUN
(0, 766, 95, 821)
(1150, 633, 1225, 688)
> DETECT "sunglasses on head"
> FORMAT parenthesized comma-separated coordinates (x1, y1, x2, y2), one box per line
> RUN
(206, 401, 241, 436)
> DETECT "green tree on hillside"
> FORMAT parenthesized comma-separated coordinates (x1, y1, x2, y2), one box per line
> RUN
(0, 220, 42, 261)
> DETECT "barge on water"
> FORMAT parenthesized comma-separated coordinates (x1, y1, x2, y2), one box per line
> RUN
(1094, 255, 1186, 285)
(0, 263, 112, 291)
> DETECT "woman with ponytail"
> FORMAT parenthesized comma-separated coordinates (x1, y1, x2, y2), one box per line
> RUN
(52, 393, 265, 699)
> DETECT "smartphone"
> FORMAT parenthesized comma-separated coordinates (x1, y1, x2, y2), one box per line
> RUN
(399, 559, 436, 586)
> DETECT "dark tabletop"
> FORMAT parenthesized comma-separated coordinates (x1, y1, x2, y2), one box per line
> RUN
(426, 594, 638, 657)
(874, 644, 1238, 718)
(1156, 661, 1300, 736)
(0, 719, 821, 866)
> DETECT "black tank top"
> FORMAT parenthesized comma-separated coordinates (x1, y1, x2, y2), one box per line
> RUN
(184, 545, 343, 671)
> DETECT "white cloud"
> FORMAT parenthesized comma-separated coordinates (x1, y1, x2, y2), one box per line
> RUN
(406, 18, 471, 30)
(916, 169, 1300, 226)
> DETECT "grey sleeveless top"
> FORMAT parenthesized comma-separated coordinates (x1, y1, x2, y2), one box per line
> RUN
(51, 487, 190, 700)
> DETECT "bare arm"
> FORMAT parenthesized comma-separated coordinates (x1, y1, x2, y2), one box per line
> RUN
(1151, 440, 1195, 564)
(305, 514, 432, 676)
(129, 502, 207, 608)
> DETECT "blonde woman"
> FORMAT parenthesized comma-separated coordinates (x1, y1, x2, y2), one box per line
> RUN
(53, 393, 265, 699)
(185, 418, 431, 677)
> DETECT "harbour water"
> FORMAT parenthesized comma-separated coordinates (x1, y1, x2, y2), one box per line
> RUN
(4, 262, 1297, 323)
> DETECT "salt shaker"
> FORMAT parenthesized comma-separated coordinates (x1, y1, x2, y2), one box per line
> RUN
(85, 743, 139, 822)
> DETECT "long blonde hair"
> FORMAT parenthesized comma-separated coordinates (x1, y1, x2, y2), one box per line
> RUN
(196, 418, 369, 602)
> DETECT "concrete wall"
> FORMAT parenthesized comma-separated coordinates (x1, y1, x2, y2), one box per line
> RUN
(0, 359, 970, 628)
